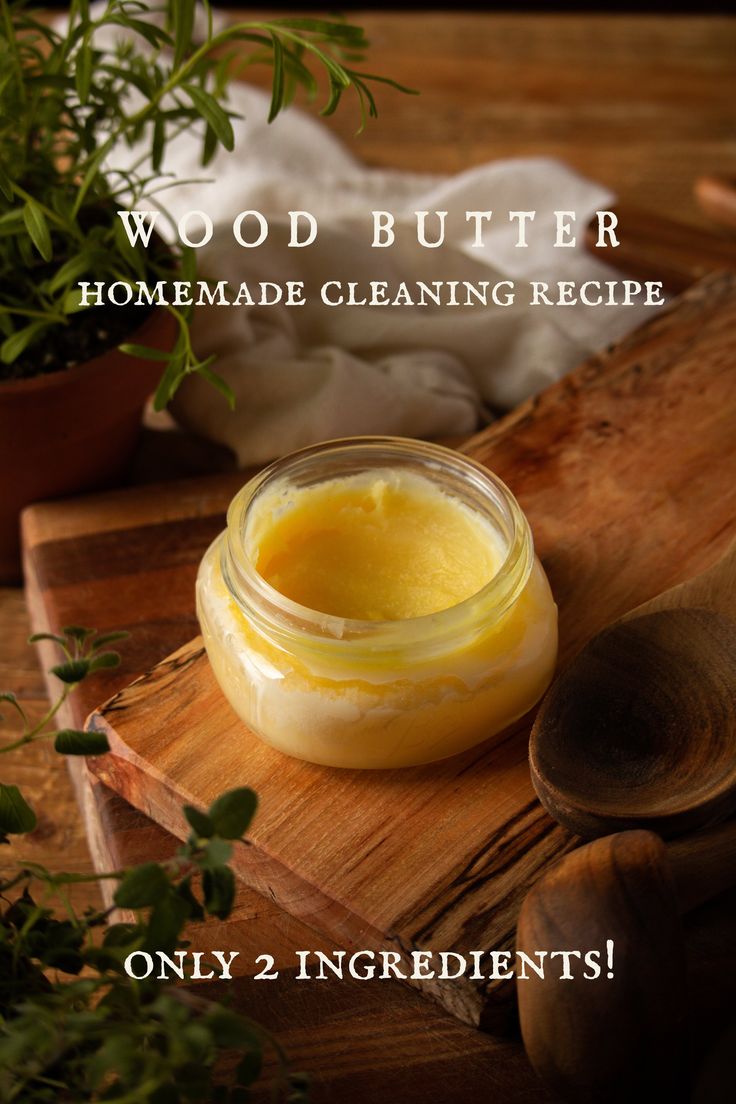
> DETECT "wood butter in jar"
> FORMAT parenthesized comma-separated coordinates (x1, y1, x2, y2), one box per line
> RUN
(196, 437, 558, 768)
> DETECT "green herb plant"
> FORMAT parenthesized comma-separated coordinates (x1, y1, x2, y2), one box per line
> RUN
(0, 628, 303, 1103)
(0, 0, 413, 406)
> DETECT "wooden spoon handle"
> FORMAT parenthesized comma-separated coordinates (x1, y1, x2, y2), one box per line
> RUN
(695, 175, 736, 230)
(667, 820, 736, 913)
(585, 204, 736, 293)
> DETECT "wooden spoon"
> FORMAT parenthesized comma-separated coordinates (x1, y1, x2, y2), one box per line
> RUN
(530, 539, 736, 839)
(516, 821, 736, 1104)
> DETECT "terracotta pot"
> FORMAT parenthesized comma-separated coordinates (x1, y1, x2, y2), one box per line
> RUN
(0, 306, 177, 583)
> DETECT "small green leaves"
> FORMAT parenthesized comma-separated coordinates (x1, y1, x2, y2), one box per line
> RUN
(0, 783, 37, 835)
(22, 198, 53, 262)
(37, 626, 127, 685)
(0, 627, 280, 1101)
(114, 862, 170, 909)
(54, 729, 110, 756)
(88, 651, 122, 672)
(51, 658, 91, 684)
(207, 787, 258, 840)
(202, 865, 236, 919)
(183, 804, 214, 839)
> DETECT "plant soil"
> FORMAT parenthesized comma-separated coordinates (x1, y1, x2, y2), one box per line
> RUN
(0, 303, 156, 383)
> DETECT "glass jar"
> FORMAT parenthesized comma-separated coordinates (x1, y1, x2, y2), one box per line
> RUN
(196, 437, 558, 769)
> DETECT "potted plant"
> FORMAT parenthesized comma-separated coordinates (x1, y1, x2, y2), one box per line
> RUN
(0, 0, 409, 580)
(0, 628, 309, 1100)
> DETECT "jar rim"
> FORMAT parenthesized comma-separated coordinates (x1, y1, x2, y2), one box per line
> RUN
(221, 436, 534, 659)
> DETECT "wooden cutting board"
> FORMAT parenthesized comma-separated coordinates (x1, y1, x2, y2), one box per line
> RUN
(22, 467, 561, 1102)
(86, 271, 736, 1030)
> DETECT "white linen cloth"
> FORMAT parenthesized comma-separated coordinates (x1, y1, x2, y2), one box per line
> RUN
(66, 9, 656, 466)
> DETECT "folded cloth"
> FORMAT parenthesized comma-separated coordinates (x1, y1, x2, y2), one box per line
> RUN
(93, 21, 656, 466)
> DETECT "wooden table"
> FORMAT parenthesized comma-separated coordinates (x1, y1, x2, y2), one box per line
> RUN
(246, 11, 736, 229)
(2, 11, 735, 1100)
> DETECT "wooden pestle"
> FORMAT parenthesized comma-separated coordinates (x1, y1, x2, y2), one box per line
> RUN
(516, 821, 736, 1103)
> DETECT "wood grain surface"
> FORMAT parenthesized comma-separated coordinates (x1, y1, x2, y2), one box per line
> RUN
(83, 272, 736, 1031)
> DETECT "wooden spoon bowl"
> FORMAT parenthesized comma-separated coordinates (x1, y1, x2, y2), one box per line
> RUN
(530, 607, 736, 839)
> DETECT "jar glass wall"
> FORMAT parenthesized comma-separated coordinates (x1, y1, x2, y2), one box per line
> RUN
(196, 437, 558, 768)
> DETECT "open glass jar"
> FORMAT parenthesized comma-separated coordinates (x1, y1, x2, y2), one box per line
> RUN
(196, 437, 558, 768)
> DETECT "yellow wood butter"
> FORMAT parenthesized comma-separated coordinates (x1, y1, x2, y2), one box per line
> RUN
(196, 438, 558, 768)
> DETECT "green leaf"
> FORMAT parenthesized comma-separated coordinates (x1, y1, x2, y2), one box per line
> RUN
(202, 866, 236, 919)
(54, 729, 110, 756)
(0, 159, 13, 202)
(114, 862, 170, 909)
(51, 659, 90, 684)
(152, 334, 187, 410)
(119, 342, 172, 362)
(201, 122, 218, 167)
(103, 922, 142, 949)
(92, 631, 130, 650)
(143, 889, 190, 954)
(268, 34, 285, 123)
(86, 1034, 140, 1090)
(43, 945, 84, 974)
(0, 784, 37, 835)
(183, 804, 214, 838)
(75, 41, 93, 104)
(46, 250, 98, 296)
(22, 199, 53, 262)
(152, 115, 165, 173)
(61, 287, 87, 315)
(63, 625, 94, 641)
(181, 83, 235, 151)
(196, 360, 235, 410)
(173, 0, 196, 69)
(207, 787, 257, 839)
(199, 838, 232, 870)
(1, 321, 51, 366)
(322, 75, 345, 118)
(176, 875, 204, 922)
(108, 16, 174, 51)
(273, 18, 367, 46)
(235, 1049, 263, 1087)
(205, 1007, 260, 1050)
(28, 632, 67, 647)
(88, 651, 122, 672)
